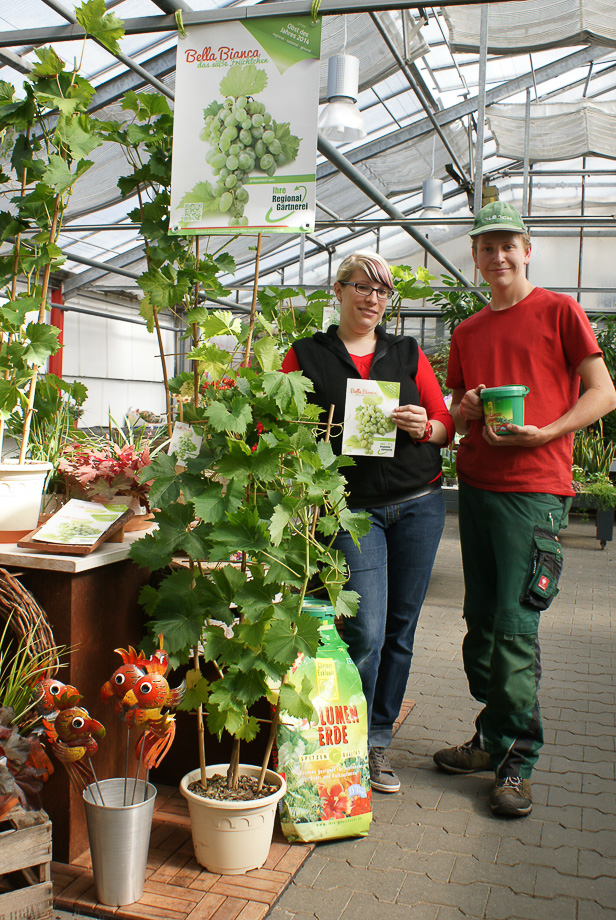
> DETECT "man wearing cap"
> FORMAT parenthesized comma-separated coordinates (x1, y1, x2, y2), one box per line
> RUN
(433, 201, 615, 817)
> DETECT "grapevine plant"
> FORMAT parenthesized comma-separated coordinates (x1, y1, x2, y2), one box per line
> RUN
(181, 64, 300, 226)
(130, 304, 370, 790)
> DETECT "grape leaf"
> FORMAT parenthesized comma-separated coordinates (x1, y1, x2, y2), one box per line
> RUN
(0, 379, 19, 421)
(139, 293, 156, 333)
(56, 119, 102, 159)
(205, 398, 252, 436)
(180, 181, 218, 213)
(219, 64, 268, 99)
(253, 334, 280, 372)
(42, 155, 76, 194)
(273, 122, 300, 163)
(121, 91, 171, 118)
(23, 323, 60, 366)
(178, 670, 210, 711)
(76, 0, 124, 55)
(32, 47, 65, 78)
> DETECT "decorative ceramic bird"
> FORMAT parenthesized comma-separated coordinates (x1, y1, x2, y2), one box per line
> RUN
(101, 637, 179, 778)
(121, 670, 185, 728)
(43, 689, 106, 793)
(135, 713, 177, 770)
(100, 646, 147, 715)
(33, 677, 80, 717)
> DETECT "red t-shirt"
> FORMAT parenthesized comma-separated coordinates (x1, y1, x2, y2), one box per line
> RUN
(282, 346, 455, 441)
(446, 287, 602, 495)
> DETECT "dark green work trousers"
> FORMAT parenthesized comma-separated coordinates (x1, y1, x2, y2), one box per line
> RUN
(458, 482, 570, 778)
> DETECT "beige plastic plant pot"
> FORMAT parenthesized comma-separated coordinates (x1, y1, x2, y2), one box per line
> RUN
(180, 764, 287, 875)
(0, 460, 53, 542)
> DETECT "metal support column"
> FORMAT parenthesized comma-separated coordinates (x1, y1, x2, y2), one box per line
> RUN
(522, 89, 531, 217)
(473, 4, 489, 215)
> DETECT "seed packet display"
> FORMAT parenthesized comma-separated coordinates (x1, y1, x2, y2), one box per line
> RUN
(342, 379, 399, 457)
(277, 617, 372, 843)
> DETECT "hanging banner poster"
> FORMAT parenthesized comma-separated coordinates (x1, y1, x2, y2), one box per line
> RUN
(170, 16, 321, 236)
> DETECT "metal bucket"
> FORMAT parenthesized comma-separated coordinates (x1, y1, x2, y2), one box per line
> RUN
(83, 778, 156, 906)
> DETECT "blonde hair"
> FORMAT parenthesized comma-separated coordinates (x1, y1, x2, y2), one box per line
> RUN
(336, 250, 394, 291)
(471, 231, 531, 255)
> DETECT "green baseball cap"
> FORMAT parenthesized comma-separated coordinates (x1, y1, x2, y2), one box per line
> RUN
(469, 201, 527, 237)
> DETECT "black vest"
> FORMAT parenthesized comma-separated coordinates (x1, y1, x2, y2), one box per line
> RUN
(293, 326, 442, 509)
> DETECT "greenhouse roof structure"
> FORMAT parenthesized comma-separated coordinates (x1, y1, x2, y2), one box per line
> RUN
(2, 0, 616, 309)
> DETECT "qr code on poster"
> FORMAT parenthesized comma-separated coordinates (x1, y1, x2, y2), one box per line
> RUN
(183, 202, 203, 222)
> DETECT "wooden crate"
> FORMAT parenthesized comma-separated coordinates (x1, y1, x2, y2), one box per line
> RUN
(0, 806, 52, 920)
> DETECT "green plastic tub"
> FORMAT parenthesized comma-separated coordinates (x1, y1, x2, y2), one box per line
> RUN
(481, 385, 529, 434)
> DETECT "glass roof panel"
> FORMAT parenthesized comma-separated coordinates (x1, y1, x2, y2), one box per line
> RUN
(2, 1, 616, 299)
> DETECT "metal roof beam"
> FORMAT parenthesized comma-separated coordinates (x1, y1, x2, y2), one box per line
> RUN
(149, 0, 193, 13)
(61, 247, 246, 312)
(370, 10, 472, 188)
(61, 249, 144, 295)
(0, 48, 33, 74)
(317, 133, 488, 303)
(0, 1, 504, 47)
(317, 44, 611, 180)
(88, 48, 177, 111)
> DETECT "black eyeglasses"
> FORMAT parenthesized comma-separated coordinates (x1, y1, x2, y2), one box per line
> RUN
(340, 281, 392, 301)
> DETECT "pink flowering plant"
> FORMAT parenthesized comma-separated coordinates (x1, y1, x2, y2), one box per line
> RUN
(58, 441, 154, 510)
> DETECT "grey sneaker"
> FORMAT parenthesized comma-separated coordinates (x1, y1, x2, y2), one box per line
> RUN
(369, 746, 400, 793)
(490, 776, 532, 817)
(433, 738, 492, 774)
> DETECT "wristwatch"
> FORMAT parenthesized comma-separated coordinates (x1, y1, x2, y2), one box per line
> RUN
(416, 420, 433, 443)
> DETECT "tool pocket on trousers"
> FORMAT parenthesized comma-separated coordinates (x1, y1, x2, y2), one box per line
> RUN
(520, 526, 564, 611)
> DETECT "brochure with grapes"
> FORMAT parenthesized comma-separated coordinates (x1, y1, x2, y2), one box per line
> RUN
(342, 380, 400, 458)
(32, 499, 129, 546)
(169, 421, 203, 463)
(170, 16, 321, 235)
(322, 304, 340, 331)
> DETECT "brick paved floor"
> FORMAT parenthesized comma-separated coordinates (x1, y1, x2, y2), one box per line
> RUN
(268, 512, 616, 920)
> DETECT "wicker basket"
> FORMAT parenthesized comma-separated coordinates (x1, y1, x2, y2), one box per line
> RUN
(0, 568, 59, 673)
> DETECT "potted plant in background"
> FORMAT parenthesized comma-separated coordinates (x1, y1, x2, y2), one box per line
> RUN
(572, 420, 616, 547)
(57, 415, 169, 528)
(129, 279, 369, 874)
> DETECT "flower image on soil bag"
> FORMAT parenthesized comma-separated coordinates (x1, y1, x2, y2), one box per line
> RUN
(277, 604, 372, 842)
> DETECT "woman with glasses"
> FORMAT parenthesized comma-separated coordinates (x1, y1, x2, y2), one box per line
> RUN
(282, 250, 455, 794)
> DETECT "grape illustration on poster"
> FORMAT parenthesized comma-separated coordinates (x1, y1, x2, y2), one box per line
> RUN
(181, 64, 300, 228)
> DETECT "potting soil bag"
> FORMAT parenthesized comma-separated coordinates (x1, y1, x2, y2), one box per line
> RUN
(277, 603, 372, 842)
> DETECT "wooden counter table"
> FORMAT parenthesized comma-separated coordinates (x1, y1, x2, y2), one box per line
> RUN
(0, 534, 150, 862)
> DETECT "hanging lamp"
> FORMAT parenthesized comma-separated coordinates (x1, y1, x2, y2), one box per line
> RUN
(318, 54, 366, 143)
(420, 178, 444, 218)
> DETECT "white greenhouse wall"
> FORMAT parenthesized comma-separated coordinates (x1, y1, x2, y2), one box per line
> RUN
(56, 291, 175, 429)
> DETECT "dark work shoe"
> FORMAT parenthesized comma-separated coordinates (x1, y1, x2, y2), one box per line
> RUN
(433, 738, 492, 774)
(369, 746, 401, 793)
(490, 777, 532, 817)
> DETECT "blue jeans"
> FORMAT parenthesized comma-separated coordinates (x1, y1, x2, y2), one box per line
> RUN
(333, 489, 446, 748)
